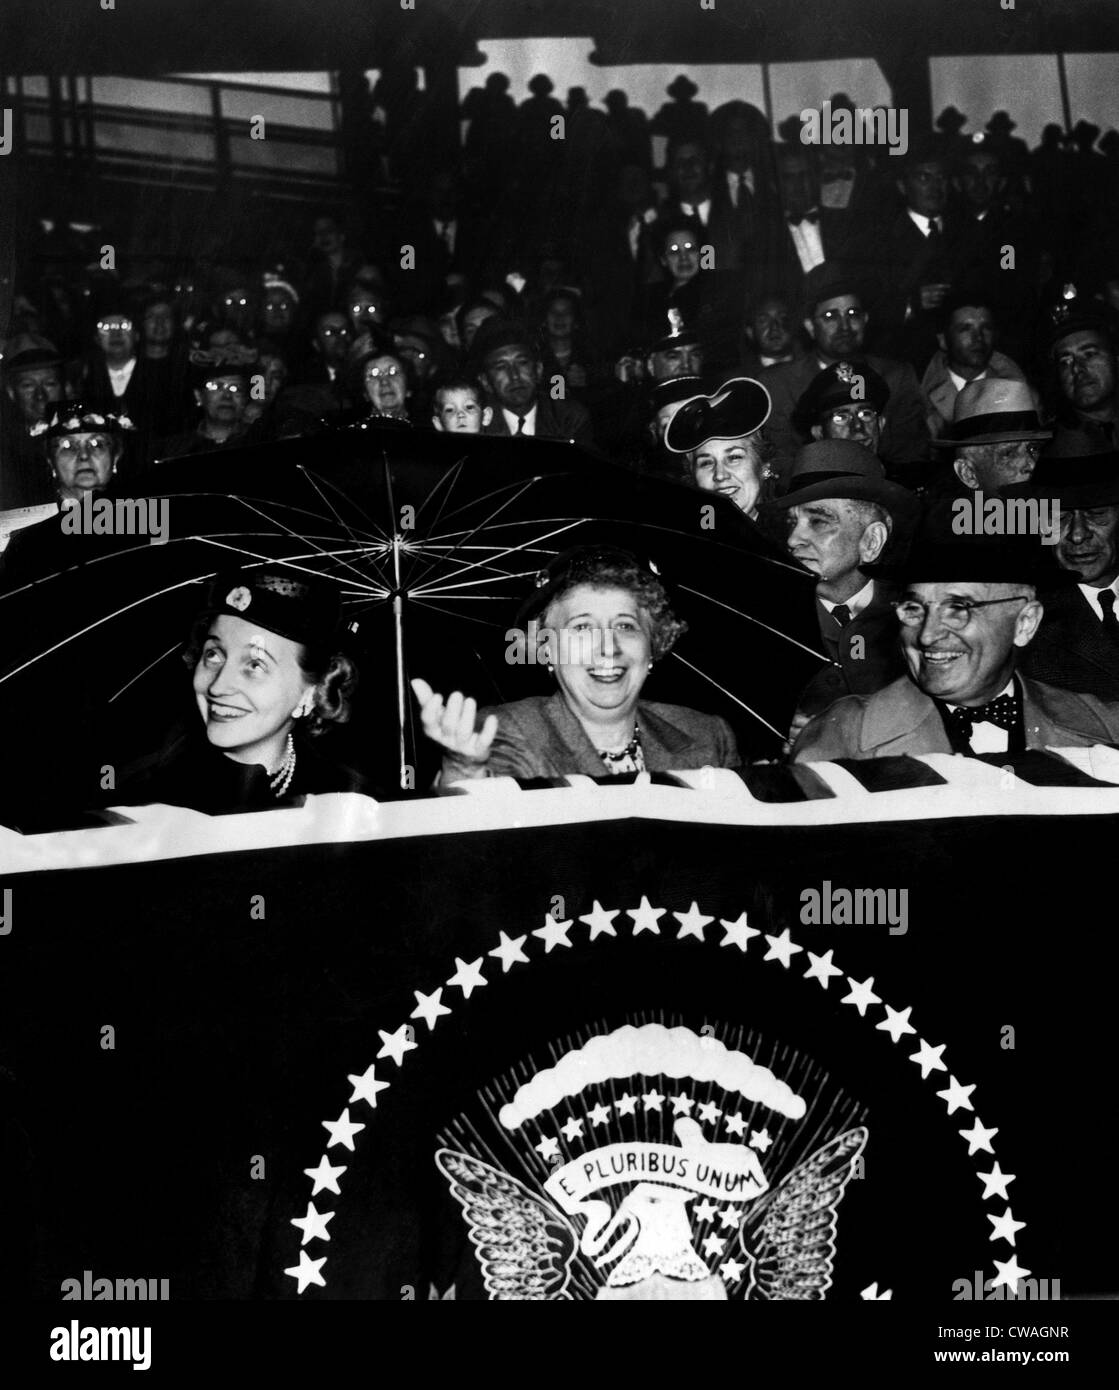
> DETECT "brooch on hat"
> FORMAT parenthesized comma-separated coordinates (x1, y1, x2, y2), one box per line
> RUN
(533, 570, 550, 588)
(836, 362, 855, 384)
(666, 308, 685, 338)
(226, 586, 252, 612)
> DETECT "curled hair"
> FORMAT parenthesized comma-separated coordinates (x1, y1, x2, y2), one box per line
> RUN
(540, 553, 687, 660)
(182, 617, 358, 737)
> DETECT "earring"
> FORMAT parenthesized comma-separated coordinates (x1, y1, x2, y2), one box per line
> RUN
(293, 694, 314, 719)
(546, 663, 555, 675)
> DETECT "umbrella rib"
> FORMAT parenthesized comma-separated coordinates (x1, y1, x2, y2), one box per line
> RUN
(108, 641, 183, 703)
(195, 536, 388, 595)
(667, 652, 783, 739)
(226, 493, 391, 591)
(408, 596, 509, 629)
(295, 463, 392, 553)
(409, 519, 584, 595)
(674, 584, 827, 661)
(403, 476, 551, 589)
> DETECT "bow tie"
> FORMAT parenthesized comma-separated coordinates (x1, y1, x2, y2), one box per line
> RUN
(939, 692, 1020, 751)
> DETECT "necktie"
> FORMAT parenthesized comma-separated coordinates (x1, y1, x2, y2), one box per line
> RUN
(925, 218, 943, 247)
(831, 604, 852, 628)
(1096, 587, 1119, 638)
(939, 692, 1021, 754)
(515, 415, 526, 435)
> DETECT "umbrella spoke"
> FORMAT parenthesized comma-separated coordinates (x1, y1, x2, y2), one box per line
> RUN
(409, 519, 585, 594)
(667, 652, 783, 740)
(675, 584, 827, 661)
(403, 476, 549, 588)
(108, 641, 184, 703)
(222, 493, 392, 591)
(195, 537, 387, 595)
(408, 596, 510, 629)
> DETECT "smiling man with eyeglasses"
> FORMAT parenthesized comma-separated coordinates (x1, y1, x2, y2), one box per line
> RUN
(792, 506, 1119, 763)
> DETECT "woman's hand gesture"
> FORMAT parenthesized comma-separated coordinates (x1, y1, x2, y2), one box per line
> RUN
(410, 678, 498, 778)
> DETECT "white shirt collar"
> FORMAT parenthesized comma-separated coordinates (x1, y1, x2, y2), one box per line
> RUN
(820, 577, 875, 618)
(681, 197, 711, 222)
(725, 168, 755, 196)
(948, 366, 986, 394)
(946, 676, 1016, 713)
(907, 209, 940, 236)
(1079, 578, 1119, 622)
(503, 403, 537, 436)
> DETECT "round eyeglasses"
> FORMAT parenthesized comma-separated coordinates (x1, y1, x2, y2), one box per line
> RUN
(894, 595, 1031, 629)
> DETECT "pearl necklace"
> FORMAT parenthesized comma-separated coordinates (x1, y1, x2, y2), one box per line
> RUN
(269, 733, 297, 797)
(598, 726, 642, 766)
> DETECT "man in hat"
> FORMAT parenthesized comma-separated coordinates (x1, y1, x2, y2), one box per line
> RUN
(598, 313, 705, 471)
(1021, 429, 1119, 700)
(921, 288, 1028, 439)
(475, 319, 594, 448)
(775, 439, 917, 739)
(659, 136, 755, 277)
(792, 510, 1119, 762)
(934, 377, 1050, 496)
(759, 262, 929, 482)
(1, 335, 65, 508)
(663, 375, 772, 519)
(1047, 300, 1119, 447)
(791, 359, 891, 457)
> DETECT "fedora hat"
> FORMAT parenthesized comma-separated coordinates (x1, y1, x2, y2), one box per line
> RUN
(802, 261, 866, 316)
(663, 376, 771, 454)
(931, 377, 1051, 447)
(1030, 428, 1119, 509)
(647, 307, 702, 356)
(772, 439, 918, 522)
(866, 501, 1074, 586)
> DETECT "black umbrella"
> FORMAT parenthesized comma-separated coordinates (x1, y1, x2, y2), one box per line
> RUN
(0, 425, 824, 805)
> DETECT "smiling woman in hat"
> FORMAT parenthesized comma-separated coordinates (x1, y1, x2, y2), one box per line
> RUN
(663, 376, 774, 519)
(116, 567, 361, 813)
(411, 545, 738, 784)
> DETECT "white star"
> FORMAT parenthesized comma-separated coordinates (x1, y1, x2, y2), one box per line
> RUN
(579, 900, 619, 939)
(670, 1094, 694, 1115)
(936, 1076, 976, 1115)
(642, 1090, 664, 1111)
(534, 913, 574, 952)
(877, 1005, 917, 1043)
(560, 1116, 584, 1142)
(628, 896, 665, 935)
(674, 902, 714, 941)
(701, 1232, 726, 1257)
(909, 1039, 948, 1079)
(488, 930, 529, 972)
(860, 1282, 893, 1300)
(376, 1025, 417, 1067)
(987, 1207, 1026, 1246)
(698, 1100, 722, 1125)
(763, 928, 804, 968)
(750, 1128, 773, 1152)
(841, 975, 881, 1016)
(303, 1155, 346, 1197)
(534, 1134, 560, 1161)
(694, 1198, 719, 1222)
(615, 1092, 638, 1116)
(804, 949, 844, 988)
(959, 1119, 998, 1155)
(284, 1249, 326, 1293)
(588, 1103, 612, 1126)
(446, 956, 487, 998)
(724, 1112, 747, 1137)
(721, 1257, 746, 1282)
(718, 1206, 742, 1230)
(348, 1063, 391, 1108)
(719, 913, 761, 952)
(977, 1162, 1016, 1201)
(322, 1107, 365, 1151)
(291, 1202, 334, 1245)
(990, 1256, 1031, 1291)
(410, 987, 451, 1031)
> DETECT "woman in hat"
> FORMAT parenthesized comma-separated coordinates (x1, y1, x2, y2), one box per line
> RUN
(156, 347, 261, 459)
(411, 545, 738, 783)
(1, 401, 138, 588)
(115, 567, 362, 814)
(663, 375, 775, 521)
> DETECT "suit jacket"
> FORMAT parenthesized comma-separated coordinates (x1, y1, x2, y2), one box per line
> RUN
(795, 581, 906, 720)
(481, 393, 595, 450)
(480, 691, 740, 780)
(1021, 586, 1119, 703)
(921, 350, 1027, 438)
(792, 672, 1119, 763)
(759, 352, 930, 485)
